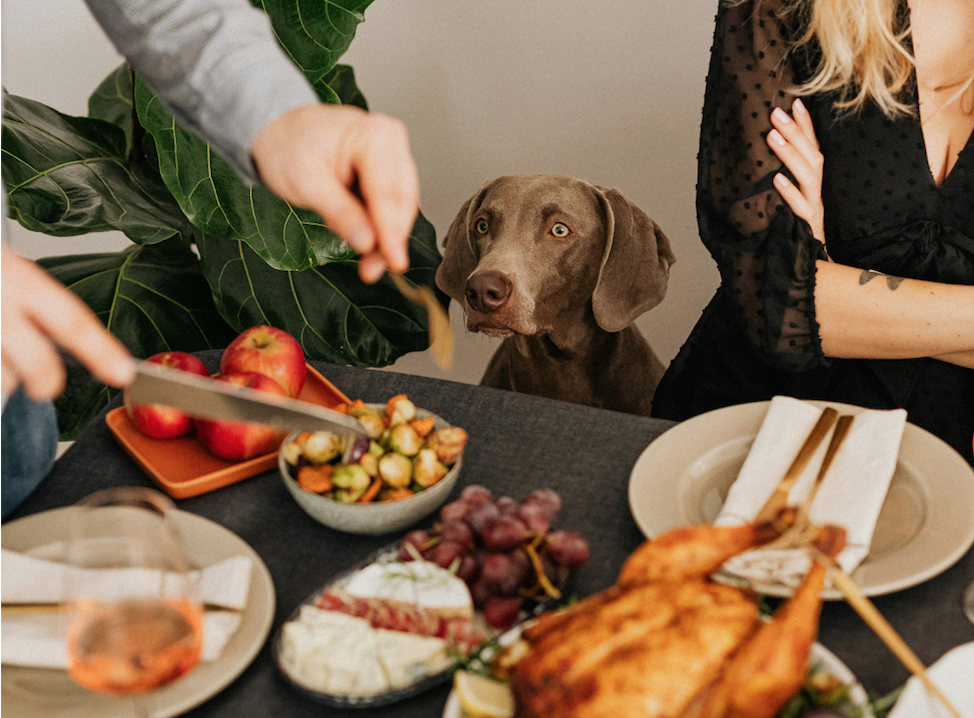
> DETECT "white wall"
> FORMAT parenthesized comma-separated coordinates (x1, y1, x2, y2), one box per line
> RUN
(1, 0, 721, 387)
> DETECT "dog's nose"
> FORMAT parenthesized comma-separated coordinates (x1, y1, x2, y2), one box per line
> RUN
(465, 272, 512, 313)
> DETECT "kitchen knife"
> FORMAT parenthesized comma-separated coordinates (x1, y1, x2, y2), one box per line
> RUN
(128, 360, 367, 439)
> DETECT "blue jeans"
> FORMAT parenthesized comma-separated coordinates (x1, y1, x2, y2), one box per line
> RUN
(1, 388, 58, 520)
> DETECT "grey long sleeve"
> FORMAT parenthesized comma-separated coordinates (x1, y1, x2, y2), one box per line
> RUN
(84, 0, 319, 183)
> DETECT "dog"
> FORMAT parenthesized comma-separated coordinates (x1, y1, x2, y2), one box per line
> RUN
(435, 174, 675, 415)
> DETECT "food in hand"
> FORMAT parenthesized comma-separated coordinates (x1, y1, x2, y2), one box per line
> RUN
(278, 559, 486, 697)
(281, 395, 467, 503)
(497, 519, 847, 718)
(220, 324, 307, 399)
(194, 372, 289, 460)
(397, 485, 590, 630)
(123, 352, 210, 439)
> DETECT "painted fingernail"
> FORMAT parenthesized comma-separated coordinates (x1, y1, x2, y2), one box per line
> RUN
(769, 129, 787, 146)
(774, 173, 790, 187)
(772, 107, 791, 123)
(793, 98, 807, 114)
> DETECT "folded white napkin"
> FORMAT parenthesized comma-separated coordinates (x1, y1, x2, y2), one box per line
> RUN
(1, 550, 251, 610)
(0, 550, 251, 668)
(0, 609, 243, 668)
(888, 642, 974, 718)
(716, 396, 906, 586)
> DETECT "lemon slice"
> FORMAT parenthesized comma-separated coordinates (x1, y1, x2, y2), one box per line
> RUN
(454, 670, 515, 718)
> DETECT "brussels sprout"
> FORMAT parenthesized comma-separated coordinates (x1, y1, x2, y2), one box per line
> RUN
(354, 410, 387, 439)
(334, 487, 366, 503)
(359, 452, 379, 477)
(387, 424, 422, 456)
(426, 427, 468, 466)
(331, 464, 371, 492)
(280, 441, 304, 466)
(305, 431, 342, 464)
(413, 449, 448, 487)
(368, 440, 386, 458)
(378, 452, 413, 488)
(388, 397, 416, 426)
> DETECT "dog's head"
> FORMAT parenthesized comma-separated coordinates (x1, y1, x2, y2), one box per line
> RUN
(436, 174, 675, 337)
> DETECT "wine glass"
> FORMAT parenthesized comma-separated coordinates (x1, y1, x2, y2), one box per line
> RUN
(63, 487, 203, 717)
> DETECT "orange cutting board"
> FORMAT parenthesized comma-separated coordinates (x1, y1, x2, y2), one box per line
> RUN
(106, 364, 351, 499)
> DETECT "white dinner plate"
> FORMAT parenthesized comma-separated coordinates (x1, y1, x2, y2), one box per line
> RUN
(440, 642, 871, 718)
(1, 507, 275, 718)
(628, 400, 974, 598)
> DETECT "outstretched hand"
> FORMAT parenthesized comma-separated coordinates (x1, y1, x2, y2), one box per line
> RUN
(1, 243, 135, 404)
(251, 104, 421, 284)
(767, 99, 826, 245)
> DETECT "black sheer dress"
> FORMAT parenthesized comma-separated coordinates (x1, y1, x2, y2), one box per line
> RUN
(651, 0, 974, 465)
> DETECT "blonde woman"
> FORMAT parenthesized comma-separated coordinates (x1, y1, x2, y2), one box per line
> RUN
(652, 0, 974, 464)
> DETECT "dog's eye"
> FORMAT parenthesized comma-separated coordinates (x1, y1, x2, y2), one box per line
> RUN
(474, 219, 489, 235)
(551, 222, 571, 238)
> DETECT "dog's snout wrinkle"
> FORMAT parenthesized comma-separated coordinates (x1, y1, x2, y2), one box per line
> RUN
(465, 271, 513, 314)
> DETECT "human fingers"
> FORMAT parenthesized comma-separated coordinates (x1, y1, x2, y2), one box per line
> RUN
(1, 314, 68, 403)
(11, 257, 134, 391)
(770, 108, 823, 192)
(353, 114, 419, 275)
(772, 173, 818, 225)
(766, 128, 821, 197)
(791, 99, 819, 149)
(358, 252, 388, 285)
(2, 355, 19, 403)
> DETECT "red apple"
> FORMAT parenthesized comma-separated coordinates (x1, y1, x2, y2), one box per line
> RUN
(194, 372, 289, 461)
(220, 325, 307, 399)
(124, 352, 210, 439)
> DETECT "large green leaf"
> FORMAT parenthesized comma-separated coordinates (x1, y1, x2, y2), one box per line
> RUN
(135, 64, 369, 270)
(254, 0, 374, 89)
(39, 238, 237, 439)
(197, 212, 444, 367)
(88, 63, 134, 152)
(1, 92, 191, 243)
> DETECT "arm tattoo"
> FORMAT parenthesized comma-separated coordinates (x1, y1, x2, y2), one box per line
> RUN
(859, 270, 904, 290)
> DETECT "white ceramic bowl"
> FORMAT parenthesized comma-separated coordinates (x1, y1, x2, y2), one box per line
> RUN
(279, 406, 463, 535)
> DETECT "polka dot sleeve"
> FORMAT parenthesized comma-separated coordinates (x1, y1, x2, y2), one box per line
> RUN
(697, 0, 828, 370)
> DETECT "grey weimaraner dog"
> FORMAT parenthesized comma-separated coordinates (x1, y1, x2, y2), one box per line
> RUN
(436, 174, 675, 415)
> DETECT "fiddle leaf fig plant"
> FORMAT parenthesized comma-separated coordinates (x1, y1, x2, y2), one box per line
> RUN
(1, 0, 444, 440)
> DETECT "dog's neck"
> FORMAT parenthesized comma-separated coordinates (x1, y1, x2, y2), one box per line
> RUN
(520, 302, 616, 357)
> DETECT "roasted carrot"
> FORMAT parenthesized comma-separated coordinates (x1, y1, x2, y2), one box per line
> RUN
(410, 417, 435, 437)
(380, 488, 415, 502)
(358, 477, 384, 503)
(332, 403, 349, 415)
(298, 464, 334, 493)
(350, 399, 366, 409)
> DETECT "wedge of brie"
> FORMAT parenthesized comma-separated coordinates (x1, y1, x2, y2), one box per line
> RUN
(280, 606, 453, 696)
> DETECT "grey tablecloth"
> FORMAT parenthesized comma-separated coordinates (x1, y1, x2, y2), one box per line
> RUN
(7, 351, 974, 716)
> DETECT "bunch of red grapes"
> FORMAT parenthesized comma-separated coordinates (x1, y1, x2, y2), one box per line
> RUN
(398, 485, 590, 630)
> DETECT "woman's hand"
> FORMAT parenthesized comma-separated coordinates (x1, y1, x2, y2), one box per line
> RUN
(767, 99, 826, 244)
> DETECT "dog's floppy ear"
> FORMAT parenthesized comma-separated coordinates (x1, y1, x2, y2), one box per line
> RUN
(435, 182, 491, 303)
(592, 187, 676, 333)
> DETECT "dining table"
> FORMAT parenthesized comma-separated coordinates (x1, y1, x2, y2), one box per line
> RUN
(5, 350, 974, 718)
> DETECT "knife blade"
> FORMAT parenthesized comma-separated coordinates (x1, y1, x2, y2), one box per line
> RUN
(129, 361, 367, 438)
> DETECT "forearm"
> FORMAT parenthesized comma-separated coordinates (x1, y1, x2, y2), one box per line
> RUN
(933, 350, 974, 369)
(84, 0, 318, 182)
(815, 261, 974, 359)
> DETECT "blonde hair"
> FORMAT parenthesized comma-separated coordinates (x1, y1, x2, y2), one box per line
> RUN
(781, 0, 916, 117)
